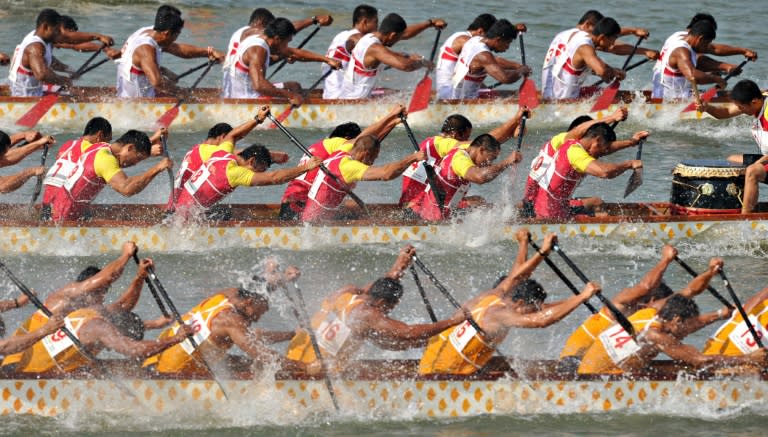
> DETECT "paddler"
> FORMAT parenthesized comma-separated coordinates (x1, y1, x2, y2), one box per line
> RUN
(0, 286, 65, 355)
(418, 230, 600, 375)
(285, 245, 464, 372)
(0, 130, 55, 194)
(279, 104, 405, 220)
(8, 9, 72, 97)
(695, 79, 768, 213)
(222, 17, 341, 104)
(144, 261, 304, 375)
(41, 128, 170, 223)
(116, 7, 224, 98)
(449, 19, 531, 99)
(54, 15, 115, 55)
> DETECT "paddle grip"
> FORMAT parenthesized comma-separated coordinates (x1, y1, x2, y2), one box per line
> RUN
(674, 257, 733, 309)
(515, 115, 527, 153)
(528, 238, 598, 314)
(519, 33, 526, 67)
(30, 144, 50, 206)
(719, 269, 764, 349)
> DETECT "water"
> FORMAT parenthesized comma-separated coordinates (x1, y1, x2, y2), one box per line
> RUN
(0, 0, 767, 434)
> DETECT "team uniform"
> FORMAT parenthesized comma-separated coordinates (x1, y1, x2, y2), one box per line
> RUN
(751, 96, 768, 157)
(338, 33, 383, 99)
(166, 141, 235, 211)
(8, 32, 54, 97)
(560, 307, 615, 360)
(435, 31, 471, 99)
(409, 146, 476, 220)
(703, 299, 768, 356)
(577, 308, 659, 374)
(222, 25, 250, 97)
(2, 310, 50, 367)
(223, 35, 271, 99)
(450, 36, 490, 99)
(399, 135, 465, 207)
(116, 30, 162, 97)
(541, 28, 579, 99)
(547, 30, 593, 100)
(322, 29, 361, 99)
(174, 149, 255, 212)
(651, 32, 697, 100)
(299, 150, 369, 221)
(41, 140, 122, 222)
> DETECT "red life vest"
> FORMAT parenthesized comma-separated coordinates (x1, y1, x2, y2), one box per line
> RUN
(300, 151, 355, 221)
(281, 138, 338, 207)
(166, 143, 205, 211)
(529, 138, 586, 218)
(175, 150, 237, 210)
(399, 135, 446, 207)
(411, 147, 472, 221)
(42, 140, 111, 221)
(42, 138, 80, 205)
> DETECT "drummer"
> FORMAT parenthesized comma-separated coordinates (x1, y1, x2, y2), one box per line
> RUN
(696, 79, 767, 213)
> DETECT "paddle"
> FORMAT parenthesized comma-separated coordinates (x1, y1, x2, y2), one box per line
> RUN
(410, 265, 438, 322)
(174, 60, 215, 82)
(282, 282, 341, 410)
(266, 112, 370, 216)
(155, 60, 216, 129)
(70, 45, 106, 80)
(517, 33, 540, 109)
(623, 138, 644, 198)
(268, 26, 322, 80)
(674, 256, 733, 309)
(29, 142, 50, 206)
(407, 28, 442, 113)
(528, 238, 598, 314)
(682, 59, 750, 113)
(74, 57, 110, 79)
(590, 36, 645, 112)
(551, 243, 636, 336)
(400, 114, 445, 212)
(719, 268, 764, 349)
(131, 253, 169, 317)
(268, 69, 334, 128)
(160, 133, 175, 204)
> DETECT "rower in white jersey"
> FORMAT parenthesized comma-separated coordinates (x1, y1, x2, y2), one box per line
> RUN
(323, 5, 379, 99)
(223, 18, 340, 104)
(8, 9, 72, 97)
(435, 14, 500, 99)
(450, 19, 530, 100)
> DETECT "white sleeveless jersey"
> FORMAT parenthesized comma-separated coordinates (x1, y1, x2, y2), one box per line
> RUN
(339, 33, 382, 100)
(652, 32, 697, 99)
(550, 30, 593, 99)
(116, 32, 162, 98)
(8, 31, 53, 97)
(322, 29, 361, 99)
(222, 25, 250, 97)
(435, 31, 471, 99)
(752, 96, 768, 154)
(224, 35, 270, 98)
(450, 36, 490, 99)
(541, 28, 579, 99)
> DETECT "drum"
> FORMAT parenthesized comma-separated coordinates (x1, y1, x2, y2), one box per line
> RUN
(670, 159, 746, 214)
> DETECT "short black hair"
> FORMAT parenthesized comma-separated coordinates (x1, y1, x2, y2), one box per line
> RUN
(468, 14, 497, 32)
(369, 277, 404, 306)
(350, 134, 381, 154)
(239, 144, 272, 167)
(469, 133, 501, 152)
(511, 279, 547, 305)
(157, 5, 182, 18)
(329, 122, 361, 140)
(115, 130, 152, 156)
(441, 114, 472, 136)
(249, 8, 275, 26)
(238, 287, 269, 305)
(379, 13, 407, 34)
(593, 17, 620, 38)
(60, 15, 78, 32)
(77, 266, 101, 282)
(107, 311, 145, 341)
(658, 295, 700, 321)
(207, 123, 233, 139)
(731, 80, 763, 104)
(636, 281, 674, 305)
(37, 9, 63, 28)
(688, 13, 717, 30)
(265, 17, 296, 39)
(568, 115, 594, 131)
(486, 19, 517, 41)
(578, 10, 604, 26)
(689, 20, 716, 41)
(583, 122, 616, 143)
(353, 5, 378, 25)
(0, 131, 10, 155)
(154, 11, 184, 33)
(83, 117, 112, 137)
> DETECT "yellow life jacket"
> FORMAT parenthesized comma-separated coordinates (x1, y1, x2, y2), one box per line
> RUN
(559, 306, 614, 359)
(703, 300, 768, 356)
(2, 310, 48, 366)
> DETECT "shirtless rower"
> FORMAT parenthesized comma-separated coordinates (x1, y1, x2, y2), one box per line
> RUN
(41, 128, 171, 222)
(286, 245, 464, 372)
(449, 19, 531, 99)
(117, 8, 224, 98)
(419, 230, 600, 375)
(696, 80, 768, 213)
(8, 9, 72, 97)
(223, 17, 341, 104)
(0, 130, 55, 194)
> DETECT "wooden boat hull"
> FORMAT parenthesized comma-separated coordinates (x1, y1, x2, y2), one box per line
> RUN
(0, 87, 719, 131)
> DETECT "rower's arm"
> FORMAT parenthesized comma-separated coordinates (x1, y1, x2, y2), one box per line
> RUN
(282, 47, 338, 67)
(247, 47, 295, 99)
(361, 153, 421, 181)
(364, 312, 459, 350)
(497, 283, 599, 328)
(59, 29, 113, 46)
(226, 108, 269, 142)
(249, 162, 316, 186)
(699, 102, 744, 119)
(678, 258, 722, 298)
(498, 233, 557, 294)
(358, 105, 405, 141)
(462, 153, 519, 184)
(401, 19, 446, 40)
(612, 245, 676, 312)
(249, 328, 296, 344)
(292, 15, 333, 33)
(696, 55, 733, 74)
(369, 45, 427, 72)
(675, 51, 722, 85)
(108, 162, 169, 196)
(582, 159, 637, 179)
(1, 135, 53, 167)
(483, 54, 525, 84)
(706, 43, 757, 60)
(164, 42, 221, 61)
(488, 107, 525, 144)
(27, 43, 70, 86)
(56, 42, 103, 53)
(220, 315, 282, 362)
(607, 40, 658, 59)
(0, 316, 63, 355)
(0, 168, 43, 193)
(105, 258, 152, 314)
(384, 245, 415, 280)
(648, 329, 764, 368)
(135, 44, 181, 95)
(578, 45, 616, 82)
(91, 319, 187, 359)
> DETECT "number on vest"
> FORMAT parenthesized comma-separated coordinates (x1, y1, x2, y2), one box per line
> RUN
(315, 312, 351, 356)
(448, 320, 478, 354)
(598, 323, 640, 365)
(41, 317, 77, 359)
(727, 315, 768, 354)
(179, 312, 211, 355)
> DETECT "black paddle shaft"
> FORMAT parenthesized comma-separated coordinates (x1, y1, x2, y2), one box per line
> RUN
(719, 269, 764, 349)
(515, 114, 527, 153)
(176, 60, 214, 82)
(551, 244, 636, 336)
(132, 253, 169, 317)
(528, 238, 598, 314)
(269, 26, 322, 80)
(674, 257, 733, 308)
(70, 45, 105, 80)
(30, 144, 50, 206)
(410, 265, 438, 322)
(591, 36, 645, 87)
(400, 115, 445, 211)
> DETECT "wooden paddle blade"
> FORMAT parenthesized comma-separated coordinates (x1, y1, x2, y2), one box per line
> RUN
(155, 105, 180, 129)
(623, 168, 643, 198)
(266, 105, 295, 130)
(408, 76, 432, 113)
(590, 81, 620, 112)
(682, 86, 718, 112)
(518, 78, 540, 109)
(16, 94, 60, 128)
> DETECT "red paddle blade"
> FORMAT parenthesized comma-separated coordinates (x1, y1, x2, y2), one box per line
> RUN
(518, 78, 540, 109)
(155, 105, 180, 129)
(682, 87, 718, 112)
(590, 81, 620, 112)
(16, 94, 60, 128)
(266, 105, 295, 129)
(408, 76, 433, 113)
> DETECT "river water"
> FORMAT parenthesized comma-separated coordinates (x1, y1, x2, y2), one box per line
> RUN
(0, 0, 767, 435)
